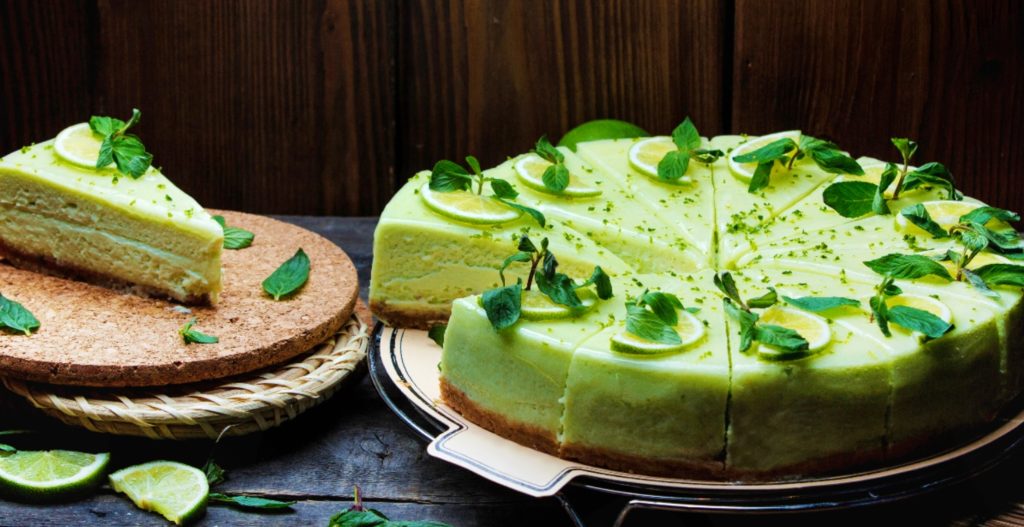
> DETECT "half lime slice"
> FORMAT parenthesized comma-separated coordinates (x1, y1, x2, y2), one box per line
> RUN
(514, 155, 602, 197)
(419, 183, 521, 224)
(610, 310, 705, 354)
(627, 137, 692, 183)
(54, 122, 111, 169)
(0, 450, 109, 501)
(109, 461, 208, 526)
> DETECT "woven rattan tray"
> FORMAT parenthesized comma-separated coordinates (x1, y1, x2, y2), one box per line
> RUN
(1, 313, 368, 440)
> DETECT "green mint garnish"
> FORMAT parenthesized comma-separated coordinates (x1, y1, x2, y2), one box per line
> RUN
(887, 305, 953, 339)
(863, 253, 953, 280)
(212, 215, 255, 250)
(782, 295, 860, 313)
(89, 108, 153, 179)
(262, 248, 310, 300)
(754, 324, 810, 358)
(822, 180, 877, 218)
(866, 273, 952, 340)
(656, 117, 723, 182)
(481, 281, 522, 330)
(179, 318, 218, 344)
(329, 486, 452, 527)
(715, 272, 808, 356)
(428, 156, 546, 227)
(533, 136, 570, 192)
(427, 324, 447, 347)
(208, 494, 296, 510)
(625, 300, 682, 345)
(972, 264, 1024, 288)
(899, 204, 949, 238)
(734, 134, 862, 193)
(0, 294, 40, 335)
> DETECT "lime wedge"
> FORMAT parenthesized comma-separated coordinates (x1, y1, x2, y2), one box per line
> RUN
(759, 305, 831, 352)
(109, 461, 208, 525)
(520, 289, 596, 320)
(895, 200, 981, 235)
(0, 450, 109, 501)
(419, 184, 521, 224)
(54, 122, 111, 169)
(557, 119, 649, 150)
(727, 130, 801, 182)
(610, 310, 705, 354)
(513, 155, 601, 197)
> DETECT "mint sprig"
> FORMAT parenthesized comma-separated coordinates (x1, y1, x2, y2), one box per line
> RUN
(212, 215, 255, 250)
(782, 295, 860, 313)
(179, 318, 218, 344)
(864, 262, 954, 339)
(329, 486, 452, 527)
(622, 291, 693, 344)
(201, 459, 295, 511)
(863, 253, 953, 281)
(714, 272, 809, 357)
(656, 117, 723, 182)
(734, 134, 863, 193)
(533, 136, 570, 192)
(0, 294, 39, 335)
(428, 156, 546, 227)
(89, 108, 153, 178)
(262, 248, 310, 300)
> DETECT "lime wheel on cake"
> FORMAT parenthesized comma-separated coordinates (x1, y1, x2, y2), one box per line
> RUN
(369, 120, 1024, 480)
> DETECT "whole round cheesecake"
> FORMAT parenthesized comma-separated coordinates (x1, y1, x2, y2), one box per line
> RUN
(370, 130, 1024, 480)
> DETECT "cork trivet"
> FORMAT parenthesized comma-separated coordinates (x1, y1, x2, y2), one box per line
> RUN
(0, 211, 358, 387)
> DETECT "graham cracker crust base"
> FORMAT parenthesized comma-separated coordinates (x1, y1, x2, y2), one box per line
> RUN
(439, 377, 559, 456)
(370, 298, 451, 330)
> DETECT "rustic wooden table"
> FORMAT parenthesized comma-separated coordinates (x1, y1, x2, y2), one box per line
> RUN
(1, 216, 1023, 526)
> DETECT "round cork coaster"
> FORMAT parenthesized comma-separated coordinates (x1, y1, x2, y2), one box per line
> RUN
(0, 211, 358, 387)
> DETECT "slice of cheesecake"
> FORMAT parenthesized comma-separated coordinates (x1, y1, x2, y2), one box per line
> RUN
(0, 135, 223, 304)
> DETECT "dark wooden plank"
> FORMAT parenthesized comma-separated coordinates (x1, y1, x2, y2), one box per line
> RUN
(92, 0, 394, 216)
(732, 0, 1024, 213)
(0, 0, 95, 151)
(396, 0, 728, 178)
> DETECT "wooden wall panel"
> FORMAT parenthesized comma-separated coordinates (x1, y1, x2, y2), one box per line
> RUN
(0, 1, 95, 151)
(396, 0, 728, 177)
(732, 0, 1024, 213)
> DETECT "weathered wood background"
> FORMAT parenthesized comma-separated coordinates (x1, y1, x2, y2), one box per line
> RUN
(2, 0, 1021, 215)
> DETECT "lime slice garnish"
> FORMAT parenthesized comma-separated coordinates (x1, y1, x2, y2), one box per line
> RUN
(886, 294, 953, 325)
(513, 155, 602, 197)
(520, 289, 596, 320)
(109, 461, 208, 525)
(557, 119, 649, 150)
(727, 130, 801, 182)
(419, 183, 521, 224)
(610, 310, 705, 354)
(759, 305, 831, 352)
(895, 200, 982, 235)
(627, 137, 692, 183)
(54, 122, 111, 169)
(0, 450, 109, 500)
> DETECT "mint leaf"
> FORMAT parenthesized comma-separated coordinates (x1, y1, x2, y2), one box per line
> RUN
(212, 216, 256, 250)
(888, 305, 953, 338)
(578, 266, 613, 299)
(0, 294, 40, 335)
(202, 459, 226, 485)
(534, 136, 564, 164)
(863, 253, 953, 280)
(732, 138, 796, 164)
(262, 248, 311, 300)
(639, 291, 683, 326)
(746, 287, 778, 309)
(179, 318, 218, 344)
(517, 235, 538, 253)
(747, 161, 774, 193)
(489, 179, 518, 199)
(903, 162, 958, 200)
(969, 222, 1024, 252)
(900, 203, 948, 238)
(89, 115, 123, 137)
(542, 164, 570, 192)
(973, 263, 1024, 288)
(427, 325, 447, 347)
(755, 324, 810, 356)
(499, 251, 532, 286)
(822, 181, 876, 218)
(872, 163, 899, 215)
(723, 298, 758, 353)
(209, 493, 295, 510)
(960, 206, 1020, 226)
(494, 198, 546, 227)
(329, 509, 452, 527)
(671, 117, 701, 151)
(801, 137, 864, 175)
(465, 155, 482, 175)
(713, 272, 742, 305)
(961, 268, 1001, 299)
(891, 137, 918, 161)
(782, 295, 860, 312)
(429, 160, 472, 192)
(481, 281, 522, 330)
(625, 303, 681, 345)
(535, 272, 582, 308)
(88, 109, 152, 178)
(657, 149, 690, 182)
(869, 294, 891, 337)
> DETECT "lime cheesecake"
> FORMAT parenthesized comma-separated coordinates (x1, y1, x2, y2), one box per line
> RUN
(371, 125, 1024, 479)
(0, 116, 223, 304)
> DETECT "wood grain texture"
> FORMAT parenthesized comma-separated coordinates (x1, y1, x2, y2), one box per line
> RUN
(396, 0, 728, 176)
(0, 0, 96, 151)
(732, 0, 1024, 213)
